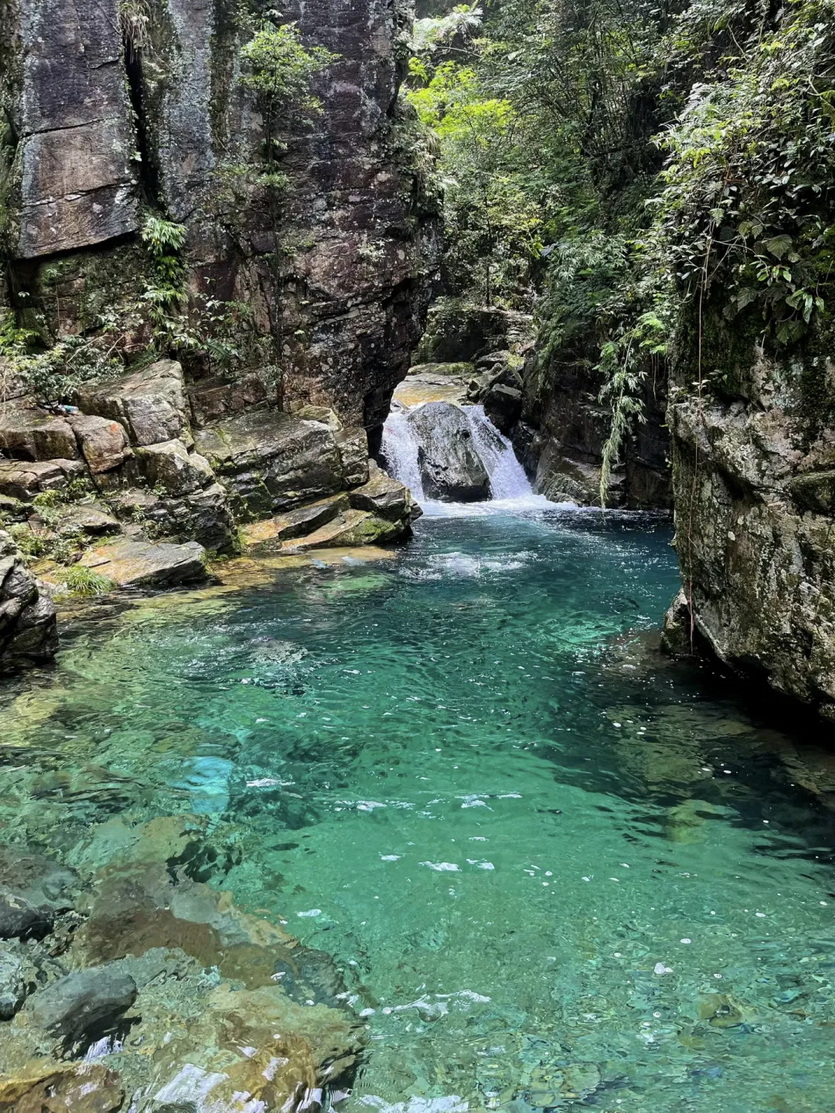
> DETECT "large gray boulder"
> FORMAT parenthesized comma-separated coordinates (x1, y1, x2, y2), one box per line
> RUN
(406, 401, 490, 502)
(76, 360, 190, 447)
(195, 409, 361, 519)
(0, 530, 58, 673)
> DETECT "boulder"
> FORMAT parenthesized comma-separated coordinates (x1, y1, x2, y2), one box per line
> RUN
(35, 503, 121, 539)
(68, 413, 131, 474)
(0, 531, 58, 674)
(195, 409, 347, 518)
(133, 439, 216, 497)
(406, 401, 490, 502)
(0, 459, 84, 502)
(76, 360, 190, 447)
(483, 383, 523, 435)
(349, 461, 421, 523)
(28, 964, 137, 1047)
(155, 484, 237, 554)
(79, 539, 208, 589)
(335, 426, 370, 488)
(0, 845, 78, 940)
(241, 493, 350, 551)
(0, 402, 78, 461)
(291, 508, 405, 549)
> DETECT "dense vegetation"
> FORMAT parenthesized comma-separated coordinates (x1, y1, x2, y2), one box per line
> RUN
(407, 0, 835, 497)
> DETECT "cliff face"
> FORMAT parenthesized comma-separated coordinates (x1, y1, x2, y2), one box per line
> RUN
(665, 312, 835, 718)
(1, 0, 436, 438)
(519, 351, 671, 510)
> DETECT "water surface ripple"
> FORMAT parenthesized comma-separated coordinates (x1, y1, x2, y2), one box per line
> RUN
(2, 509, 834, 1113)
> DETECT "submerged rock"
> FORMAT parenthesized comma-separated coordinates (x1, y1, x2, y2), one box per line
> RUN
(0, 944, 36, 1019)
(406, 401, 490, 501)
(27, 964, 137, 1048)
(0, 845, 78, 940)
(0, 1060, 124, 1112)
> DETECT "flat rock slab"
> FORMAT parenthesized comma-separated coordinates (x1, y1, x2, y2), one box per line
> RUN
(241, 494, 349, 551)
(79, 539, 208, 590)
(290, 509, 404, 550)
(0, 459, 84, 501)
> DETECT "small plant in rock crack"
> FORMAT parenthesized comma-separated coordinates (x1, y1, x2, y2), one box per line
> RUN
(58, 565, 115, 598)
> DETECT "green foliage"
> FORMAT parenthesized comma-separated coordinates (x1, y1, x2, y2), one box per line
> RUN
(0, 307, 123, 404)
(655, 0, 835, 345)
(240, 22, 335, 114)
(58, 565, 115, 598)
(405, 44, 544, 306)
(140, 214, 187, 334)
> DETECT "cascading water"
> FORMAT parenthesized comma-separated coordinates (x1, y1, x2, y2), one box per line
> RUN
(381, 401, 557, 512)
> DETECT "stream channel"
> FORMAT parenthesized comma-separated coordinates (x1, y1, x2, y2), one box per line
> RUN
(1, 449, 834, 1111)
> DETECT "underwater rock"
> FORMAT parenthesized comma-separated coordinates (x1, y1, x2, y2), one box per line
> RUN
(78, 538, 208, 589)
(406, 402, 490, 501)
(0, 944, 36, 1019)
(0, 1059, 124, 1112)
(0, 531, 58, 673)
(145, 983, 362, 1113)
(0, 846, 78, 941)
(28, 964, 138, 1048)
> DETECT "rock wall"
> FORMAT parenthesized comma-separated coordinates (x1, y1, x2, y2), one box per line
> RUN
(0, 0, 437, 437)
(664, 312, 835, 718)
(519, 349, 672, 510)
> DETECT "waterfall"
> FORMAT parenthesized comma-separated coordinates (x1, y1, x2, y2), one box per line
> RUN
(382, 401, 555, 512)
(464, 405, 532, 500)
(381, 407, 427, 501)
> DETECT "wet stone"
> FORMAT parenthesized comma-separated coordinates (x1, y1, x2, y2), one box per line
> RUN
(0, 846, 78, 941)
(0, 943, 35, 1019)
(28, 964, 138, 1047)
(0, 1060, 124, 1112)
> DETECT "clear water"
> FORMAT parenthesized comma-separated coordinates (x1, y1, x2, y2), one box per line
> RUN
(2, 507, 835, 1113)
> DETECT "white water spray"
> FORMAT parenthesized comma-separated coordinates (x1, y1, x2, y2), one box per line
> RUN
(381, 402, 559, 514)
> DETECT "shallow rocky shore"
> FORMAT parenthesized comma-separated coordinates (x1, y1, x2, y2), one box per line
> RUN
(0, 360, 420, 672)
(0, 815, 363, 1110)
